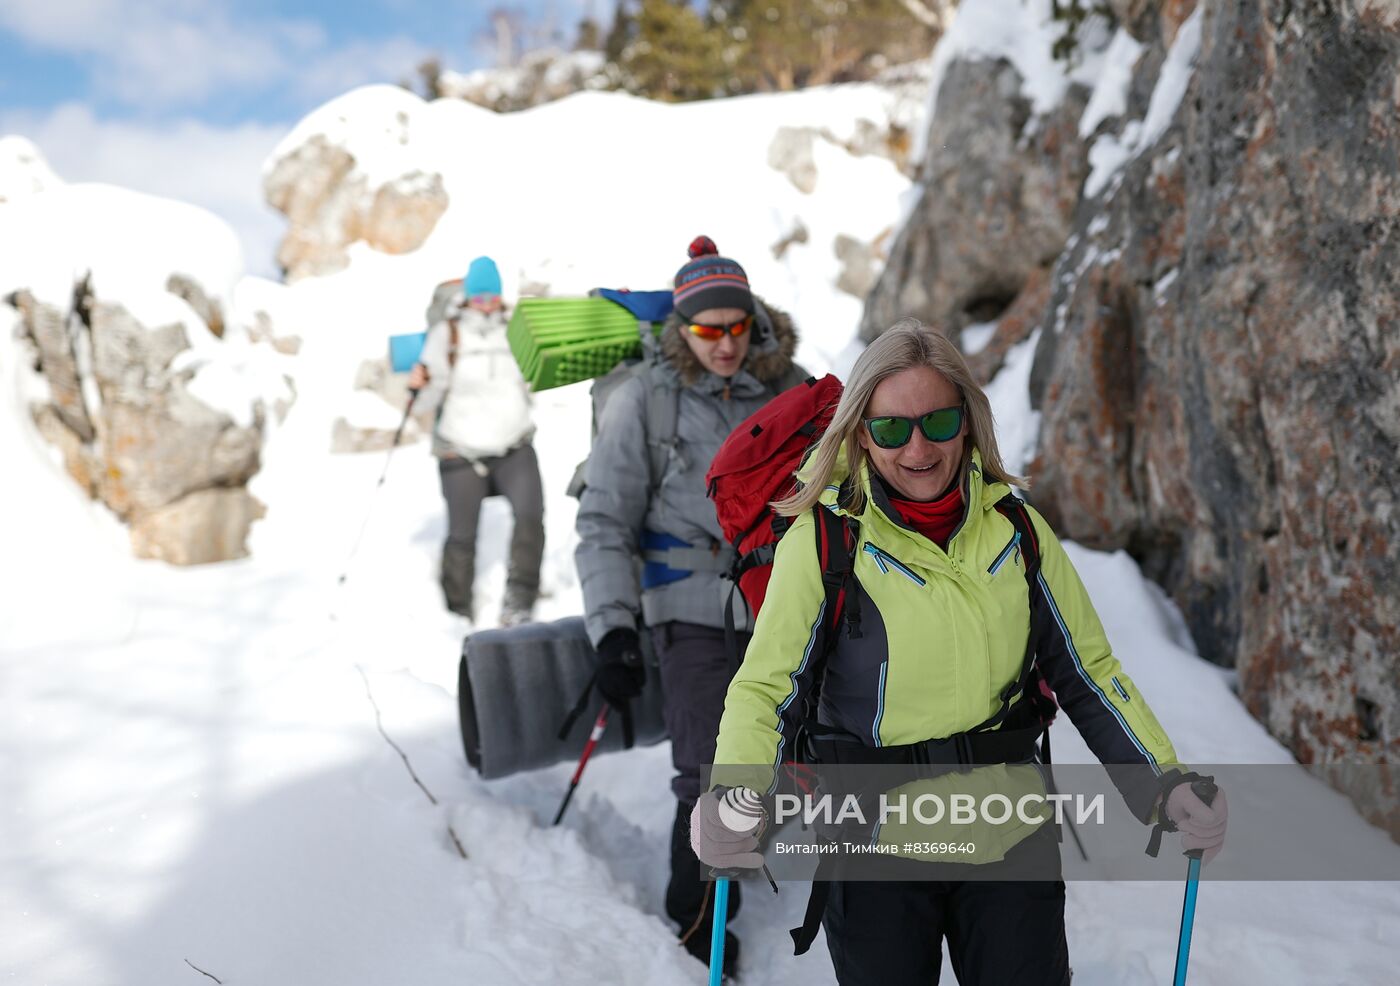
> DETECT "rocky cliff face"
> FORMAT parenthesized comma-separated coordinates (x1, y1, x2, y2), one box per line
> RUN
(867, 0, 1399, 834)
(861, 55, 1090, 345)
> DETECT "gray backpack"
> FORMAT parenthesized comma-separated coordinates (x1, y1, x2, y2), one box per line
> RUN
(565, 292, 797, 499)
(425, 278, 463, 328)
(565, 307, 680, 498)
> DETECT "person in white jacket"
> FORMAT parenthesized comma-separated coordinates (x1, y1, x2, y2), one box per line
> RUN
(408, 257, 544, 626)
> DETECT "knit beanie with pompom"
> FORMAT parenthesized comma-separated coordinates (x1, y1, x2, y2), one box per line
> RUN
(671, 236, 752, 319)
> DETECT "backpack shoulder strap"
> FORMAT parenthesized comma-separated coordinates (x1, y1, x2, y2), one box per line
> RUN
(812, 505, 861, 641)
(788, 506, 861, 765)
(994, 492, 1042, 584)
(640, 361, 681, 488)
(447, 318, 460, 369)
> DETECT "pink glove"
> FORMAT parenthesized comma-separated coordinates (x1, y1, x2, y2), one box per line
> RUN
(1166, 783, 1228, 865)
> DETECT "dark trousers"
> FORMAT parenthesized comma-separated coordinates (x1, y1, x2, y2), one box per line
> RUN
(667, 801, 740, 951)
(437, 443, 544, 618)
(651, 621, 748, 938)
(823, 825, 1071, 986)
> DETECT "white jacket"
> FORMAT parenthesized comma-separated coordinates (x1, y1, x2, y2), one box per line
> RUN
(418, 305, 534, 460)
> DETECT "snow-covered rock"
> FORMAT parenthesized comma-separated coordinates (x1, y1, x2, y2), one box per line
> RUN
(1, 175, 291, 564)
(264, 147, 449, 280)
(0, 181, 242, 325)
(438, 48, 610, 112)
(0, 135, 61, 202)
(262, 86, 468, 280)
(13, 289, 266, 562)
(768, 126, 820, 194)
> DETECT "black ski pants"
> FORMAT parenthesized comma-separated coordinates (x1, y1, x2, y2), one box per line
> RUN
(823, 824, 1071, 986)
(437, 443, 544, 618)
(651, 621, 748, 939)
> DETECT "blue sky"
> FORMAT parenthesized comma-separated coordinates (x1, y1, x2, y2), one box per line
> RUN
(0, 0, 595, 273)
(0, 0, 596, 123)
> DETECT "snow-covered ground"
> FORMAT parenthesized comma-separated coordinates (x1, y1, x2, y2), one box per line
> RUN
(6, 270, 1400, 982)
(10, 257, 1400, 980)
(4, 1, 1400, 981)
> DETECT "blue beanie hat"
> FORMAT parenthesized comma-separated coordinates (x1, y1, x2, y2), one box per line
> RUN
(464, 256, 502, 298)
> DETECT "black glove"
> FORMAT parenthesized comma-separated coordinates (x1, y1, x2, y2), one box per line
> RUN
(595, 628, 646, 707)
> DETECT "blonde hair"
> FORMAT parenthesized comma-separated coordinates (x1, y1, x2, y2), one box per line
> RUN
(775, 319, 1028, 517)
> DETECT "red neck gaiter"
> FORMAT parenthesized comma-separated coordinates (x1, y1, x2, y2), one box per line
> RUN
(887, 481, 965, 551)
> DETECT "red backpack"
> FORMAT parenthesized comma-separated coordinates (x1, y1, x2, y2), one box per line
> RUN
(705, 375, 844, 636)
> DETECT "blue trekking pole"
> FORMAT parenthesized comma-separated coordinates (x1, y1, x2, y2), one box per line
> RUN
(708, 876, 731, 986)
(1171, 779, 1218, 986)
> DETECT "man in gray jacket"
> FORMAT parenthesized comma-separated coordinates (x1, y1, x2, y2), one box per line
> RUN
(574, 236, 807, 974)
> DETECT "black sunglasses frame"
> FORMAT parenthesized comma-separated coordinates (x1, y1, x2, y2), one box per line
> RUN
(863, 404, 966, 449)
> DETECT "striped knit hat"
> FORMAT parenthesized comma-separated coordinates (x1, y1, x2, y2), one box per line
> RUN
(672, 236, 753, 319)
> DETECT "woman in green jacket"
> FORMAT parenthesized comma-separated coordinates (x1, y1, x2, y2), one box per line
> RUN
(691, 323, 1228, 985)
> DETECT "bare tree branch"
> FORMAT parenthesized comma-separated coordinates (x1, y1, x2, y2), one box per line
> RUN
(448, 824, 470, 859)
(356, 665, 438, 806)
(184, 959, 224, 984)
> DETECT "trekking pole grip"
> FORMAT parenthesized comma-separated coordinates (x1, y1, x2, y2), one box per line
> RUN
(1183, 780, 1218, 861)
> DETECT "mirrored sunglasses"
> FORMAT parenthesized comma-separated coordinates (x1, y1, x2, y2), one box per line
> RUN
(686, 314, 753, 341)
(864, 405, 965, 449)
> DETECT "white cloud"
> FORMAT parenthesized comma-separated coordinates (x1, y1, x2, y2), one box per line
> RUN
(1, 103, 288, 277)
(0, 0, 120, 47)
(293, 37, 432, 104)
(0, 0, 428, 110)
(97, 14, 303, 106)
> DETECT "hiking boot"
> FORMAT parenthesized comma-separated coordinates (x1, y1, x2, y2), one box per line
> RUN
(681, 928, 739, 980)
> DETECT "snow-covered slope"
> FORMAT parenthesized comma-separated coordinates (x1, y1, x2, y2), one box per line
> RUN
(4, 41, 1400, 986)
(0, 181, 239, 335)
(5, 343, 1399, 985)
(0, 135, 61, 202)
(0, 152, 290, 432)
(261, 78, 911, 373)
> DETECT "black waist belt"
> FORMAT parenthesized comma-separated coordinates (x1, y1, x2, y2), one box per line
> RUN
(806, 723, 1043, 768)
(790, 722, 1047, 956)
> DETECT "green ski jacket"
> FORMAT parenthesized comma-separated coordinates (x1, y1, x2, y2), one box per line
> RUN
(713, 450, 1181, 858)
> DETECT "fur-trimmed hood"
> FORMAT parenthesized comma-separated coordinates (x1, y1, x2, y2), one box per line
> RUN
(659, 294, 800, 388)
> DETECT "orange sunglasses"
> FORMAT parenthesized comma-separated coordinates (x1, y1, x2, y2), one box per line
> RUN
(686, 314, 753, 341)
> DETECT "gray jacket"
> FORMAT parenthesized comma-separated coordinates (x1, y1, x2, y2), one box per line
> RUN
(576, 301, 808, 646)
